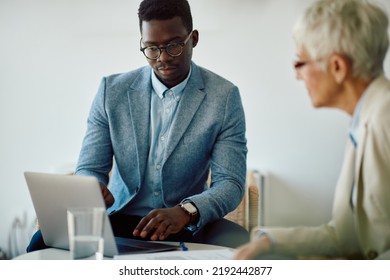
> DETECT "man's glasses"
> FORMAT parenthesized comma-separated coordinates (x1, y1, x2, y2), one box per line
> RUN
(140, 31, 193, 60)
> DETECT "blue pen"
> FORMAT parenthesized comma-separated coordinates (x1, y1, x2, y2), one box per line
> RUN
(180, 242, 188, 251)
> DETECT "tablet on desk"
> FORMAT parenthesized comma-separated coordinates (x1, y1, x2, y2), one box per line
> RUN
(24, 171, 180, 257)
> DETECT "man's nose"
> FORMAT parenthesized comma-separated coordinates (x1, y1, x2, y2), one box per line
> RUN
(158, 48, 173, 62)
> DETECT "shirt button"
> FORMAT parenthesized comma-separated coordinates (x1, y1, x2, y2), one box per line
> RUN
(156, 164, 161, 170)
(165, 108, 170, 114)
(153, 191, 160, 196)
(160, 136, 165, 141)
(168, 91, 173, 96)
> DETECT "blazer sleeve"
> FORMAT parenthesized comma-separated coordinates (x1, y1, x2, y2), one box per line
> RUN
(254, 141, 362, 259)
(75, 78, 114, 186)
(357, 102, 390, 256)
(189, 86, 248, 228)
(257, 223, 346, 258)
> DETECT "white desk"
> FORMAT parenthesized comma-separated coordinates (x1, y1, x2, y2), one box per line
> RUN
(13, 242, 232, 260)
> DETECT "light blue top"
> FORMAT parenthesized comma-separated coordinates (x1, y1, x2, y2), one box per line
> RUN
(120, 69, 191, 216)
(75, 62, 247, 232)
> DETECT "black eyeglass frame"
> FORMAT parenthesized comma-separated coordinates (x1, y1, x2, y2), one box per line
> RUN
(140, 31, 193, 60)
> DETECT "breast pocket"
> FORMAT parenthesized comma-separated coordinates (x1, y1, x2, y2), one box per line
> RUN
(182, 130, 214, 146)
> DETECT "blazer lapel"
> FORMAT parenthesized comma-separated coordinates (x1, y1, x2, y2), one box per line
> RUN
(127, 67, 152, 181)
(164, 64, 206, 162)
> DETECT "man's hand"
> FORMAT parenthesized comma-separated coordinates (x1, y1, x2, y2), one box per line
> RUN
(133, 207, 191, 241)
(99, 182, 114, 208)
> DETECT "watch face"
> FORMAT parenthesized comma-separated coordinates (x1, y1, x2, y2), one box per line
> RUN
(183, 203, 197, 214)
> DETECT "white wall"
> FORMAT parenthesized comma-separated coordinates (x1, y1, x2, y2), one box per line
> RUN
(1, 0, 390, 258)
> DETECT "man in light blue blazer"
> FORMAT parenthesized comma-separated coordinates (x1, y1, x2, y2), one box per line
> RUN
(26, 0, 248, 253)
(73, 0, 248, 248)
(27, 0, 248, 252)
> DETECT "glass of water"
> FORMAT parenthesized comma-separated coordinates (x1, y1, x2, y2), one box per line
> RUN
(67, 207, 105, 260)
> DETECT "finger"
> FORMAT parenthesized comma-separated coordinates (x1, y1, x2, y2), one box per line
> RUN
(158, 224, 176, 240)
(104, 192, 114, 208)
(133, 215, 153, 237)
(99, 183, 114, 208)
(139, 216, 162, 238)
(150, 221, 170, 241)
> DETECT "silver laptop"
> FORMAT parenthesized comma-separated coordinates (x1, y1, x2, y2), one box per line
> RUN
(24, 171, 179, 257)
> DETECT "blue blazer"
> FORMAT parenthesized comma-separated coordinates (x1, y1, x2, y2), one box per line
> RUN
(75, 62, 247, 228)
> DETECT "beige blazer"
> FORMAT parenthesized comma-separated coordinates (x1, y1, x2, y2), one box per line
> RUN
(257, 75, 390, 259)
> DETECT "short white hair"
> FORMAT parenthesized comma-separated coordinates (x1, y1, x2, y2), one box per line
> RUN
(293, 0, 389, 80)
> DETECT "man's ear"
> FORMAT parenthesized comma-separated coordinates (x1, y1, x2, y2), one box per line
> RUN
(191, 29, 199, 48)
(329, 54, 350, 84)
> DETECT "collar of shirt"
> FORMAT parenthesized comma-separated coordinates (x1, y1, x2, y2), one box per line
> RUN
(151, 67, 192, 99)
(349, 90, 368, 147)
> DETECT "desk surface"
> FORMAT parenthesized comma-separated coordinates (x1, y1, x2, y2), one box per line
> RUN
(13, 242, 230, 260)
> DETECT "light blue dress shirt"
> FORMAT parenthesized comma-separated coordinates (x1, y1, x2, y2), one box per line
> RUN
(120, 68, 191, 216)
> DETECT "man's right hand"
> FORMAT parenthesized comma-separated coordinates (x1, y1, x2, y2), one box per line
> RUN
(132, 206, 191, 241)
(99, 182, 114, 208)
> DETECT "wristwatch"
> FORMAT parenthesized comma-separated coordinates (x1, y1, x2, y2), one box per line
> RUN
(179, 202, 198, 225)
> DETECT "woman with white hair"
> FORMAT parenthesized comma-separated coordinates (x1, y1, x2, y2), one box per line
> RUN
(234, 0, 390, 260)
